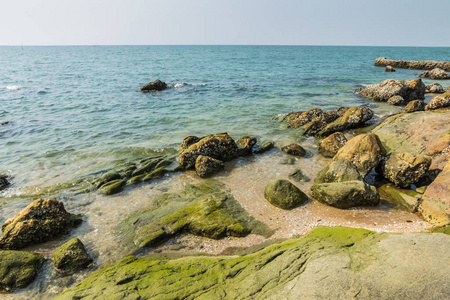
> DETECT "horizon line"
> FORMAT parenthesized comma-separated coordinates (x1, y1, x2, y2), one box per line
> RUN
(1, 44, 449, 48)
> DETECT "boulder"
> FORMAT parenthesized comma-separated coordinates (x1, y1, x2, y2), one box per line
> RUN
(374, 57, 450, 71)
(319, 132, 347, 158)
(425, 83, 445, 94)
(380, 152, 431, 188)
(387, 95, 405, 106)
(0, 199, 82, 250)
(140, 79, 167, 92)
(253, 141, 274, 154)
(418, 160, 450, 225)
(179, 133, 239, 169)
(315, 159, 363, 184)
(419, 68, 450, 80)
(53, 238, 93, 275)
(195, 155, 224, 178)
(179, 136, 200, 152)
(264, 179, 308, 209)
(317, 107, 374, 137)
(310, 181, 379, 209)
(385, 65, 395, 72)
(99, 179, 126, 195)
(284, 107, 347, 129)
(0, 250, 42, 292)
(0, 174, 9, 191)
(404, 100, 425, 113)
(425, 92, 450, 110)
(359, 79, 425, 102)
(281, 143, 306, 157)
(333, 133, 386, 177)
(236, 136, 257, 156)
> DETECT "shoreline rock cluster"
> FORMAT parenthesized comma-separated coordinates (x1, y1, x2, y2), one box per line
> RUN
(374, 57, 450, 71)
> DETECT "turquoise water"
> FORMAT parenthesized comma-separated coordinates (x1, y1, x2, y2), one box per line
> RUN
(0, 46, 449, 188)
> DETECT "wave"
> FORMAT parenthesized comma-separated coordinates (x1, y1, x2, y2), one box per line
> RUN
(6, 85, 22, 90)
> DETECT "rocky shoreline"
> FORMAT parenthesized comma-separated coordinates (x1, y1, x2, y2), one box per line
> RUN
(375, 57, 450, 71)
(1, 68, 450, 298)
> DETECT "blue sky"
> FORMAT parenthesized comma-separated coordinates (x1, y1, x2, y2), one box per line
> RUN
(1, 0, 449, 46)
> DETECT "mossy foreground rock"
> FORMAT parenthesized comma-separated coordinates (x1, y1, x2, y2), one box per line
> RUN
(54, 238, 93, 275)
(0, 199, 82, 250)
(56, 227, 450, 300)
(119, 180, 271, 250)
(264, 179, 308, 209)
(0, 250, 42, 292)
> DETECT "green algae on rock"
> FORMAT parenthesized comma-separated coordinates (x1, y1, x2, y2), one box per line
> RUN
(55, 226, 450, 300)
(0, 250, 43, 293)
(378, 184, 421, 213)
(54, 238, 93, 275)
(119, 180, 272, 250)
(264, 179, 308, 209)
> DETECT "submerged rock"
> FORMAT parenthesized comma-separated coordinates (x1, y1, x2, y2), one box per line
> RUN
(253, 141, 274, 154)
(281, 143, 306, 157)
(0, 174, 9, 191)
(419, 68, 450, 80)
(425, 83, 445, 94)
(359, 79, 425, 103)
(380, 152, 431, 188)
(236, 136, 257, 156)
(425, 92, 450, 110)
(374, 57, 450, 71)
(99, 179, 126, 195)
(195, 155, 224, 178)
(0, 199, 82, 250)
(319, 132, 347, 158)
(378, 184, 421, 212)
(385, 65, 395, 72)
(288, 169, 310, 182)
(0, 250, 42, 292)
(404, 100, 425, 113)
(53, 238, 93, 275)
(92, 171, 121, 189)
(140, 79, 167, 92)
(264, 179, 308, 209)
(179, 133, 239, 169)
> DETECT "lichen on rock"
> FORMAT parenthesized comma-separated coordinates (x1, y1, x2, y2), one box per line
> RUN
(0, 250, 42, 293)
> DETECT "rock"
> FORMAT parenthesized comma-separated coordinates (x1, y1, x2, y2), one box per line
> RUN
(385, 65, 395, 72)
(53, 238, 93, 275)
(374, 57, 450, 71)
(127, 174, 146, 185)
(55, 227, 450, 300)
(264, 179, 308, 209)
(319, 132, 348, 158)
(132, 158, 166, 177)
(0, 199, 82, 250)
(195, 155, 224, 178)
(0, 174, 9, 191)
(99, 179, 126, 195)
(179, 136, 200, 152)
(378, 184, 421, 212)
(425, 92, 450, 110)
(418, 160, 450, 225)
(387, 95, 405, 106)
(117, 164, 137, 178)
(281, 143, 306, 157)
(315, 159, 363, 184)
(311, 181, 379, 209)
(0, 250, 42, 292)
(253, 141, 274, 154)
(317, 107, 374, 137)
(425, 83, 445, 94)
(419, 68, 450, 80)
(179, 133, 239, 169)
(142, 167, 167, 182)
(333, 133, 386, 177)
(236, 136, 257, 156)
(359, 79, 425, 102)
(380, 152, 431, 188)
(284, 107, 347, 129)
(140, 79, 167, 92)
(404, 100, 425, 113)
(288, 169, 310, 182)
(280, 158, 296, 165)
(92, 171, 121, 189)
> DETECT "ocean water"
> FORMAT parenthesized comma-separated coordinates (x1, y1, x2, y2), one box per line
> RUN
(0, 45, 449, 190)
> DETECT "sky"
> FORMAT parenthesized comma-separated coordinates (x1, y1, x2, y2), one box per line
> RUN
(1, 0, 449, 46)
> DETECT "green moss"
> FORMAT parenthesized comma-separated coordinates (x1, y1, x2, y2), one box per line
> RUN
(53, 238, 93, 275)
(0, 250, 42, 293)
(98, 179, 126, 195)
(378, 184, 421, 212)
(431, 225, 450, 235)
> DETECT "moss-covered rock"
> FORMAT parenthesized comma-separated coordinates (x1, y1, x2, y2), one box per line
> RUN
(0, 250, 42, 292)
(264, 179, 308, 209)
(195, 155, 224, 178)
(98, 179, 126, 195)
(253, 141, 274, 154)
(318, 132, 347, 158)
(281, 143, 306, 157)
(56, 226, 450, 300)
(179, 136, 201, 152)
(53, 238, 92, 275)
(91, 171, 121, 189)
(0, 199, 82, 250)
(378, 184, 421, 212)
(315, 158, 363, 184)
(119, 180, 272, 250)
(288, 169, 310, 182)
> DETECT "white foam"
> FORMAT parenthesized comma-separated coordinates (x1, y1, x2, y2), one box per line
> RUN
(6, 85, 22, 90)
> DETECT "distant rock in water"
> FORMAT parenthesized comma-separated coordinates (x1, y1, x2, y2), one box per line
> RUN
(374, 57, 450, 71)
(140, 79, 167, 92)
(425, 83, 445, 94)
(359, 79, 425, 103)
(385, 65, 395, 72)
(0, 174, 9, 191)
(419, 68, 450, 80)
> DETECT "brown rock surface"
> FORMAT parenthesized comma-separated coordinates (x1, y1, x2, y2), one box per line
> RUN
(425, 83, 445, 94)
(425, 92, 450, 110)
(404, 100, 425, 113)
(380, 152, 431, 188)
(359, 79, 425, 102)
(374, 57, 450, 71)
(319, 132, 348, 158)
(419, 68, 450, 80)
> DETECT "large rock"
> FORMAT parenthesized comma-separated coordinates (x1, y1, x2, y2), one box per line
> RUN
(317, 107, 374, 137)
(359, 79, 425, 102)
(425, 83, 445, 94)
(140, 79, 167, 92)
(179, 133, 239, 169)
(236, 136, 257, 156)
(404, 100, 425, 113)
(0, 174, 9, 191)
(264, 179, 308, 209)
(53, 238, 93, 275)
(195, 155, 224, 178)
(311, 181, 379, 209)
(374, 57, 450, 71)
(0, 250, 42, 292)
(281, 143, 306, 157)
(419, 68, 450, 80)
(380, 152, 431, 188)
(333, 133, 386, 177)
(56, 227, 450, 300)
(425, 92, 450, 110)
(418, 160, 450, 225)
(0, 199, 82, 250)
(319, 132, 347, 158)
(315, 159, 363, 184)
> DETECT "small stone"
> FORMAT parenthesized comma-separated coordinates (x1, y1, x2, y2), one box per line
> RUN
(425, 83, 445, 94)
(53, 238, 93, 275)
(253, 141, 274, 154)
(281, 144, 306, 157)
(387, 95, 405, 106)
(195, 155, 224, 178)
(385, 65, 396, 72)
(288, 169, 310, 182)
(264, 179, 308, 209)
